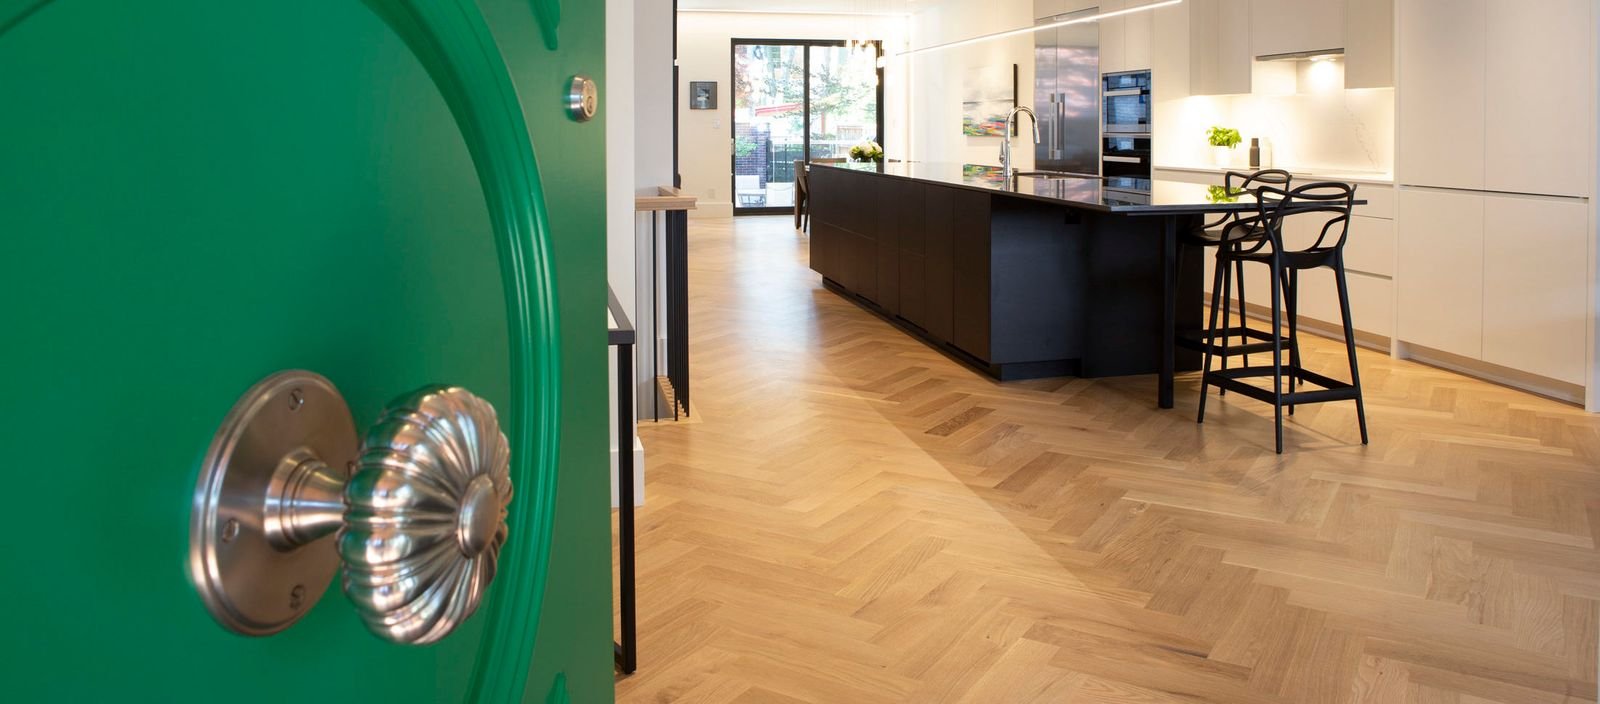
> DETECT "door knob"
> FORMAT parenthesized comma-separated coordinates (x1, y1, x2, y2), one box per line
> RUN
(189, 371, 512, 644)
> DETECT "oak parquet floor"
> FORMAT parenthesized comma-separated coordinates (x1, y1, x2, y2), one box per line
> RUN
(616, 215, 1600, 703)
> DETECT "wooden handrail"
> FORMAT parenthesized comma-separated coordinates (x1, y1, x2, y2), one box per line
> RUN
(635, 185, 697, 212)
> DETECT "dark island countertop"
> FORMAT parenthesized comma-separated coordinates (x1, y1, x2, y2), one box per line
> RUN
(812, 161, 1366, 214)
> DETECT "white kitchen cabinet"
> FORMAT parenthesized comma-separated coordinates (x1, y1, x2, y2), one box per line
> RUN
(1396, 0, 1486, 190)
(1343, 216, 1395, 278)
(1189, 0, 1253, 95)
(1151, 0, 1192, 97)
(1213, 255, 1394, 342)
(1100, 0, 1126, 74)
(1482, 195, 1590, 384)
(1344, 0, 1394, 88)
(1250, 0, 1345, 58)
(1484, 0, 1593, 198)
(1043, 0, 1099, 19)
(1123, 1, 1153, 71)
(1396, 188, 1485, 358)
(1297, 268, 1395, 340)
(1352, 183, 1395, 219)
(1099, 0, 1152, 74)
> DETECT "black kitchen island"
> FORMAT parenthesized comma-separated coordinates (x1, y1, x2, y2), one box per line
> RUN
(807, 161, 1284, 408)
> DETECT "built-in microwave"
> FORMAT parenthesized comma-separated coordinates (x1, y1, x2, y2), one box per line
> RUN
(1102, 70, 1151, 136)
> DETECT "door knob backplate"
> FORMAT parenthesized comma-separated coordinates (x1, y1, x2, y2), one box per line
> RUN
(189, 371, 355, 636)
(188, 370, 511, 644)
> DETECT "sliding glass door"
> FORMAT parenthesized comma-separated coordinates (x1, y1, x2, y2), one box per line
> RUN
(731, 39, 883, 215)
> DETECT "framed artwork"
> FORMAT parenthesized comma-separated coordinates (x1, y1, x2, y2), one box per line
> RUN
(961, 64, 1017, 137)
(690, 81, 717, 110)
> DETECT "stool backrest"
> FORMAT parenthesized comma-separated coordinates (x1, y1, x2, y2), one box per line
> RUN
(1203, 169, 1293, 231)
(1254, 181, 1358, 252)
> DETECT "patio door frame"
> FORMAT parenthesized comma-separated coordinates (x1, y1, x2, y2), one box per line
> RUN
(729, 38, 885, 216)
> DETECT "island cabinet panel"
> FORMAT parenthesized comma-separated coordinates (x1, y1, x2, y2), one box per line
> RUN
(987, 200, 1086, 366)
(806, 166, 843, 284)
(873, 180, 910, 315)
(923, 186, 958, 342)
(809, 167, 880, 298)
(850, 230, 877, 302)
(951, 189, 994, 361)
(898, 186, 929, 332)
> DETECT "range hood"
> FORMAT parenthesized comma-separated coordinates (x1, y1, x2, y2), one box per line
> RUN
(1256, 48, 1344, 62)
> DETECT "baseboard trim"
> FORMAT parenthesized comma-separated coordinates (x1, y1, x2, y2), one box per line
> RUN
(610, 437, 645, 508)
(1396, 341, 1586, 406)
(689, 202, 733, 219)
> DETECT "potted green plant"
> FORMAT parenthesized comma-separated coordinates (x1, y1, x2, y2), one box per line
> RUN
(1206, 126, 1242, 168)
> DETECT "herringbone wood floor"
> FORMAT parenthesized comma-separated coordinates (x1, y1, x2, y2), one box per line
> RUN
(616, 215, 1600, 703)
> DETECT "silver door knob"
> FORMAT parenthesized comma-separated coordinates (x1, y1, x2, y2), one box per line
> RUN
(189, 371, 512, 644)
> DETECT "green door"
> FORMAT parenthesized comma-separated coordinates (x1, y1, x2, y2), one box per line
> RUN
(0, 1, 610, 702)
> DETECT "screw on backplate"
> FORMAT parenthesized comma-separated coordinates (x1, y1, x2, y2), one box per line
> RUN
(290, 584, 307, 610)
(221, 518, 241, 543)
(288, 388, 305, 411)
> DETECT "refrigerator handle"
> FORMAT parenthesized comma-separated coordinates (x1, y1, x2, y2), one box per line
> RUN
(1055, 96, 1066, 156)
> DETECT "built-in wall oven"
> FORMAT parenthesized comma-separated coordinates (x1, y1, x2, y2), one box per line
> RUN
(1103, 134, 1151, 178)
(1102, 70, 1151, 179)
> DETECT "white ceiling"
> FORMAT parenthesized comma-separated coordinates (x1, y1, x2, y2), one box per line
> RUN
(678, 0, 918, 15)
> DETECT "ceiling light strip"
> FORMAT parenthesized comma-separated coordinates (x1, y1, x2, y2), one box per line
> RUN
(677, 8, 911, 17)
(895, 0, 1183, 57)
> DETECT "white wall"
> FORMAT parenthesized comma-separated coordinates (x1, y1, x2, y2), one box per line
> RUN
(1154, 60, 1396, 175)
(637, 3, 675, 194)
(609, 0, 637, 318)
(608, 0, 646, 505)
(904, 0, 1037, 170)
(676, 11, 910, 218)
(634, 0, 676, 425)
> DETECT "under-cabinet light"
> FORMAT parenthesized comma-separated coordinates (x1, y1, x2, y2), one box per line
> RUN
(895, 0, 1183, 57)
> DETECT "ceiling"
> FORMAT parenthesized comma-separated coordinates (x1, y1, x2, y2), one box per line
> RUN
(678, 0, 917, 15)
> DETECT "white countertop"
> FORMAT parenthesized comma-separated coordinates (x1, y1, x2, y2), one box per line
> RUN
(1154, 164, 1394, 186)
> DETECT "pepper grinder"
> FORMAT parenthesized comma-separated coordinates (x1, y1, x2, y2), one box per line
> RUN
(1248, 137, 1261, 169)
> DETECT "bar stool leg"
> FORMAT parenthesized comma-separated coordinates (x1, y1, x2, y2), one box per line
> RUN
(1197, 253, 1230, 424)
(1269, 257, 1285, 454)
(1334, 259, 1370, 445)
(1284, 268, 1301, 417)
(1218, 253, 1233, 395)
(1235, 257, 1249, 369)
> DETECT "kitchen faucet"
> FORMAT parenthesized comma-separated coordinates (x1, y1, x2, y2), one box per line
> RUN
(1000, 106, 1040, 180)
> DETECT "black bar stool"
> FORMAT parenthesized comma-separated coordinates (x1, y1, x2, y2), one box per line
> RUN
(1178, 169, 1294, 387)
(794, 159, 810, 232)
(1197, 181, 1369, 454)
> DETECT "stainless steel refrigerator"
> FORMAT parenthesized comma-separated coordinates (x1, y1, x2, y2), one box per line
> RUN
(1033, 7, 1101, 175)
